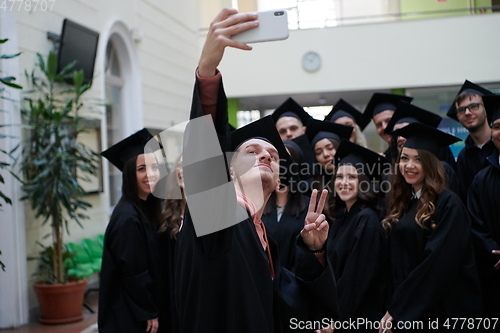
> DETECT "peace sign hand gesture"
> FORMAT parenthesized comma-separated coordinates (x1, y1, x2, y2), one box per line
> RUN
(301, 189, 329, 251)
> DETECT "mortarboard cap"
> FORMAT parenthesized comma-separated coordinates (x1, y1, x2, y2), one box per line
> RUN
(271, 97, 312, 126)
(394, 122, 461, 157)
(364, 93, 413, 118)
(482, 94, 500, 125)
(230, 115, 293, 186)
(385, 101, 442, 134)
(305, 119, 353, 148)
(335, 140, 390, 180)
(101, 128, 155, 172)
(447, 80, 492, 121)
(324, 98, 371, 130)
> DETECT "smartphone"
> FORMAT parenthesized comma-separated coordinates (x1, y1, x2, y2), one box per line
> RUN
(231, 9, 289, 44)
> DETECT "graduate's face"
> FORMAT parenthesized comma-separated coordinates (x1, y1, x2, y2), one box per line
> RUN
(373, 110, 394, 143)
(399, 147, 425, 191)
(393, 122, 410, 152)
(232, 139, 280, 189)
(136, 153, 160, 200)
(492, 119, 500, 151)
(334, 116, 357, 143)
(334, 165, 359, 206)
(276, 116, 306, 141)
(456, 95, 487, 132)
(314, 138, 336, 172)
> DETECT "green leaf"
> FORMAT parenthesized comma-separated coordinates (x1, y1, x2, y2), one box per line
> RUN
(0, 76, 23, 89)
(72, 70, 84, 93)
(36, 53, 45, 74)
(0, 52, 21, 59)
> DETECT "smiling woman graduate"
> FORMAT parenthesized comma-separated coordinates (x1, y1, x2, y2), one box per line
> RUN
(99, 129, 164, 333)
(305, 119, 353, 193)
(324, 140, 389, 332)
(379, 123, 482, 333)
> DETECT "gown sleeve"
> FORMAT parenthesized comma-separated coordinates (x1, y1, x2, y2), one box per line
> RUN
(182, 71, 238, 258)
(292, 237, 340, 321)
(388, 192, 473, 322)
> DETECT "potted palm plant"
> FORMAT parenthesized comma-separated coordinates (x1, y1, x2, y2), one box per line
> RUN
(19, 51, 99, 324)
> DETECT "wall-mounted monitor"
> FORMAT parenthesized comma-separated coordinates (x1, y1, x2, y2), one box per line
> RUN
(57, 19, 99, 84)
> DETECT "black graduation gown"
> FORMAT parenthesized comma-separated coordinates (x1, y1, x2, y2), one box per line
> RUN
(157, 227, 178, 333)
(98, 199, 161, 333)
(326, 203, 388, 332)
(441, 161, 459, 195)
(174, 76, 339, 333)
(262, 195, 309, 270)
(176, 206, 338, 333)
(456, 135, 496, 202)
(467, 150, 500, 319)
(388, 190, 482, 332)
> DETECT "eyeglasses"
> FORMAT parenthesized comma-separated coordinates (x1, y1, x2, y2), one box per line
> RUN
(456, 102, 483, 114)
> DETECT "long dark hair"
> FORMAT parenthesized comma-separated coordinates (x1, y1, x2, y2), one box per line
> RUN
(263, 190, 306, 217)
(324, 169, 378, 221)
(121, 155, 164, 230)
(382, 149, 446, 233)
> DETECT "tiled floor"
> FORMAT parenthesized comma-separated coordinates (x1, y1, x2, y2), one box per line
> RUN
(0, 293, 98, 333)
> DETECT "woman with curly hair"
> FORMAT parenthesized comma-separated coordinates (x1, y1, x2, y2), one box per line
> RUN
(379, 123, 482, 333)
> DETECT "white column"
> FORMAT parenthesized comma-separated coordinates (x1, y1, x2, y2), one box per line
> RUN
(0, 10, 29, 328)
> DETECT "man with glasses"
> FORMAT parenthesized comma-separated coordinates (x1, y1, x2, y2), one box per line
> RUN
(447, 80, 494, 202)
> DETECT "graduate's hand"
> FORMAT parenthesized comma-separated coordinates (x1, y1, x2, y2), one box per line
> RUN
(198, 8, 259, 77)
(301, 189, 329, 251)
(146, 318, 158, 333)
(493, 250, 500, 270)
(378, 312, 393, 333)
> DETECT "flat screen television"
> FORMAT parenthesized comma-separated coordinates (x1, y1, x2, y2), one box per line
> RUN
(57, 19, 99, 84)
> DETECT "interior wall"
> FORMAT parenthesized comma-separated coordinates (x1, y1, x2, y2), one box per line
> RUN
(9, 0, 199, 321)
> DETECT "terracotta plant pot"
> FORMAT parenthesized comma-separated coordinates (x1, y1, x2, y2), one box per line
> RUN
(33, 279, 87, 324)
